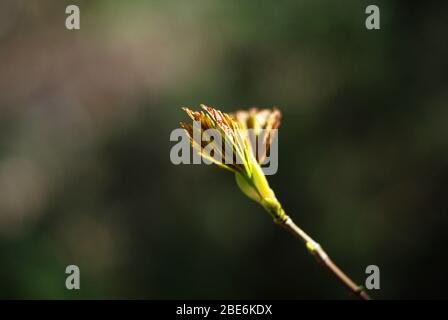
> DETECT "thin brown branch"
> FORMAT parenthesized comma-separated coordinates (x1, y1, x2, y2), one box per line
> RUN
(282, 217, 371, 300)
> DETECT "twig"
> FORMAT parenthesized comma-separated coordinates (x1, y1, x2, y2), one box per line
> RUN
(281, 216, 371, 300)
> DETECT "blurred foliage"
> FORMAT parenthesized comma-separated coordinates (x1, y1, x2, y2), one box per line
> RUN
(0, 0, 447, 299)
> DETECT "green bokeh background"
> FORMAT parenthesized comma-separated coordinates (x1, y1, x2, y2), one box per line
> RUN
(0, 0, 447, 299)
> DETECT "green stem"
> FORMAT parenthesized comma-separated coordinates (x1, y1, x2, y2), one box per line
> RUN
(237, 162, 370, 299)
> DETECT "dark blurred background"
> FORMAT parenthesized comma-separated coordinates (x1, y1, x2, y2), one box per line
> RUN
(0, 0, 447, 299)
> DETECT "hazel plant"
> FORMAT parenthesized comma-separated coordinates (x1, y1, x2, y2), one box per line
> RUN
(180, 104, 371, 300)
